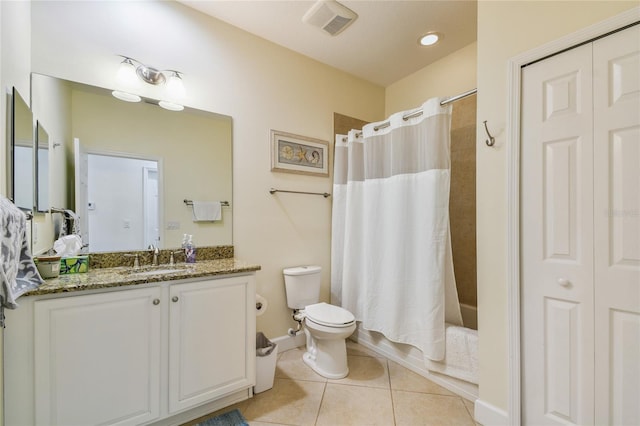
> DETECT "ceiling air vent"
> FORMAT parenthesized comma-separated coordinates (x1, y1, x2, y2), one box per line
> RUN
(303, 0, 358, 36)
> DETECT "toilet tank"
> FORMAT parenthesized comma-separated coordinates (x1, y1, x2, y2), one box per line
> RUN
(283, 265, 322, 309)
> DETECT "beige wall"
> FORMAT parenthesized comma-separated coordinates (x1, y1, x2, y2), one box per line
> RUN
(385, 42, 477, 116)
(476, 0, 639, 412)
(29, 0, 385, 340)
(1, 1, 31, 196)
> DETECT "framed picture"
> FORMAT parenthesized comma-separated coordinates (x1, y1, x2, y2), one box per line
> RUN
(271, 130, 330, 177)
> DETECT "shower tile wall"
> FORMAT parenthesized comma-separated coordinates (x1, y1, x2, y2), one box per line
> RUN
(333, 112, 369, 137)
(450, 95, 477, 312)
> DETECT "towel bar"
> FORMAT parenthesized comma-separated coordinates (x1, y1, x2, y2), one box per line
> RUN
(183, 199, 230, 207)
(269, 188, 331, 198)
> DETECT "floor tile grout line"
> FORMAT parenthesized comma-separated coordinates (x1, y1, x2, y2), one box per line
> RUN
(313, 381, 328, 426)
(275, 376, 327, 384)
(392, 387, 470, 399)
(267, 344, 476, 426)
(386, 358, 398, 426)
(461, 395, 476, 422)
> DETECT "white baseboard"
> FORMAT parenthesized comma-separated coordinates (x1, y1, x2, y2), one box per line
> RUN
(474, 399, 509, 426)
(271, 332, 305, 353)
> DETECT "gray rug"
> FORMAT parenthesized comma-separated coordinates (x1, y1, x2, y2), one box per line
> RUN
(195, 409, 249, 426)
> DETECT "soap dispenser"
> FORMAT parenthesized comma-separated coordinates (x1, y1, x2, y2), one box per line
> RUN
(185, 234, 196, 263)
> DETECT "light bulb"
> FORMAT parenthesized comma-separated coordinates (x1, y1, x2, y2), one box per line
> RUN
(116, 58, 139, 89)
(166, 72, 185, 100)
(419, 33, 440, 46)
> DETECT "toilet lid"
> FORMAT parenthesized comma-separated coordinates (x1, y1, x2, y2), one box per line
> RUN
(305, 302, 355, 327)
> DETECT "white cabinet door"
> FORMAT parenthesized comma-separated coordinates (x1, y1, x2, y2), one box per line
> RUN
(168, 275, 256, 413)
(593, 25, 640, 426)
(521, 42, 595, 426)
(34, 287, 163, 426)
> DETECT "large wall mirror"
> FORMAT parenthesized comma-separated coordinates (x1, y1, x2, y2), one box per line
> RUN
(31, 73, 233, 252)
(11, 87, 34, 211)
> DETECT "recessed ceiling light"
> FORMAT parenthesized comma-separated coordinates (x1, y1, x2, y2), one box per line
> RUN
(419, 32, 441, 46)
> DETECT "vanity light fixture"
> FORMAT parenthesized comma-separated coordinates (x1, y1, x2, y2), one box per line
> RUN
(113, 55, 185, 111)
(418, 32, 441, 46)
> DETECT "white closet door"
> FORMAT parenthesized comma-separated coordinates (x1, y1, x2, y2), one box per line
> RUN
(521, 43, 595, 425)
(593, 25, 640, 426)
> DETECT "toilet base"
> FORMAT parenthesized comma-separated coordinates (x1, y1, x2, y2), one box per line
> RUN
(302, 322, 355, 379)
(302, 345, 349, 379)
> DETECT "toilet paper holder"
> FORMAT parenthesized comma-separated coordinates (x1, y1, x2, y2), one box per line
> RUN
(256, 294, 268, 316)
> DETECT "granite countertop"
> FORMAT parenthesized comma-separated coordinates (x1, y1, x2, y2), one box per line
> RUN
(27, 258, 261, 296)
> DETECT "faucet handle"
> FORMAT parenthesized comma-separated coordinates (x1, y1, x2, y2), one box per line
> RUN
(169, 250, 183, 266)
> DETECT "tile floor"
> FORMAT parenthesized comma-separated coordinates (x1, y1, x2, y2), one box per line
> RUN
(188, 341, 478, 426)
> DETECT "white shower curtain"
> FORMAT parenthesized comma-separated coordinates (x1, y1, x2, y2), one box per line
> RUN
(331, 98, 462, 362)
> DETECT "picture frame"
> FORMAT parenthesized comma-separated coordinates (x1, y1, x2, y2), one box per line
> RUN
(270, 130, 330, 177)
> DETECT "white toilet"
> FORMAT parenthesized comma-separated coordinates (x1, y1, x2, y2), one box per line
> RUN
(283, 265, 356, 379)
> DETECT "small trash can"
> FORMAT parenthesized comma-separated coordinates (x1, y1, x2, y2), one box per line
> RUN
(254, 332, 277, 394)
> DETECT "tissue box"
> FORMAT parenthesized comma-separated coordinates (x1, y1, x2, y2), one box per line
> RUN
(60, 256, 89, 274)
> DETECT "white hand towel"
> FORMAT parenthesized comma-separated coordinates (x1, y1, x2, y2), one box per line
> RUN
(192, 201, 222, 222)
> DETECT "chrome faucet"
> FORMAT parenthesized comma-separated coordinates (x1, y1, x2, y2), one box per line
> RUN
(169, 250, 183, 266)
(149, 245, 159, 266)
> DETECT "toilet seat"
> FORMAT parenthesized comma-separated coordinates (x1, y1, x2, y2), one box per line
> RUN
(305, 302, 355, 328)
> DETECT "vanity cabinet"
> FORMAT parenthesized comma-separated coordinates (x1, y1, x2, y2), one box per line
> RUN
(34, 287, 163, 426)
(4, 273, 256, 426)
(168, 277, 255, 413)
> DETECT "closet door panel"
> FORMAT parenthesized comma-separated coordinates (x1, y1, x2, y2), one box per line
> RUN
(593, 24, 640, 426)
(521, 42, 594, 426)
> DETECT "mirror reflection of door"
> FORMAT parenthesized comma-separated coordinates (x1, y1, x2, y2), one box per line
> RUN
(86, 153, 160, 252)
(85, 153, 160, 251)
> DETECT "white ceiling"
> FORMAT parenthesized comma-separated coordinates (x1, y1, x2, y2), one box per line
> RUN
(178, 0, 477, 87)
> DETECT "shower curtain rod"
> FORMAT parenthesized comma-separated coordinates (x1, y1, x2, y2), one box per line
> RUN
(341, 88, 478, 138)
(372, 88, 477, 131)
(440, 88, 478, 106)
